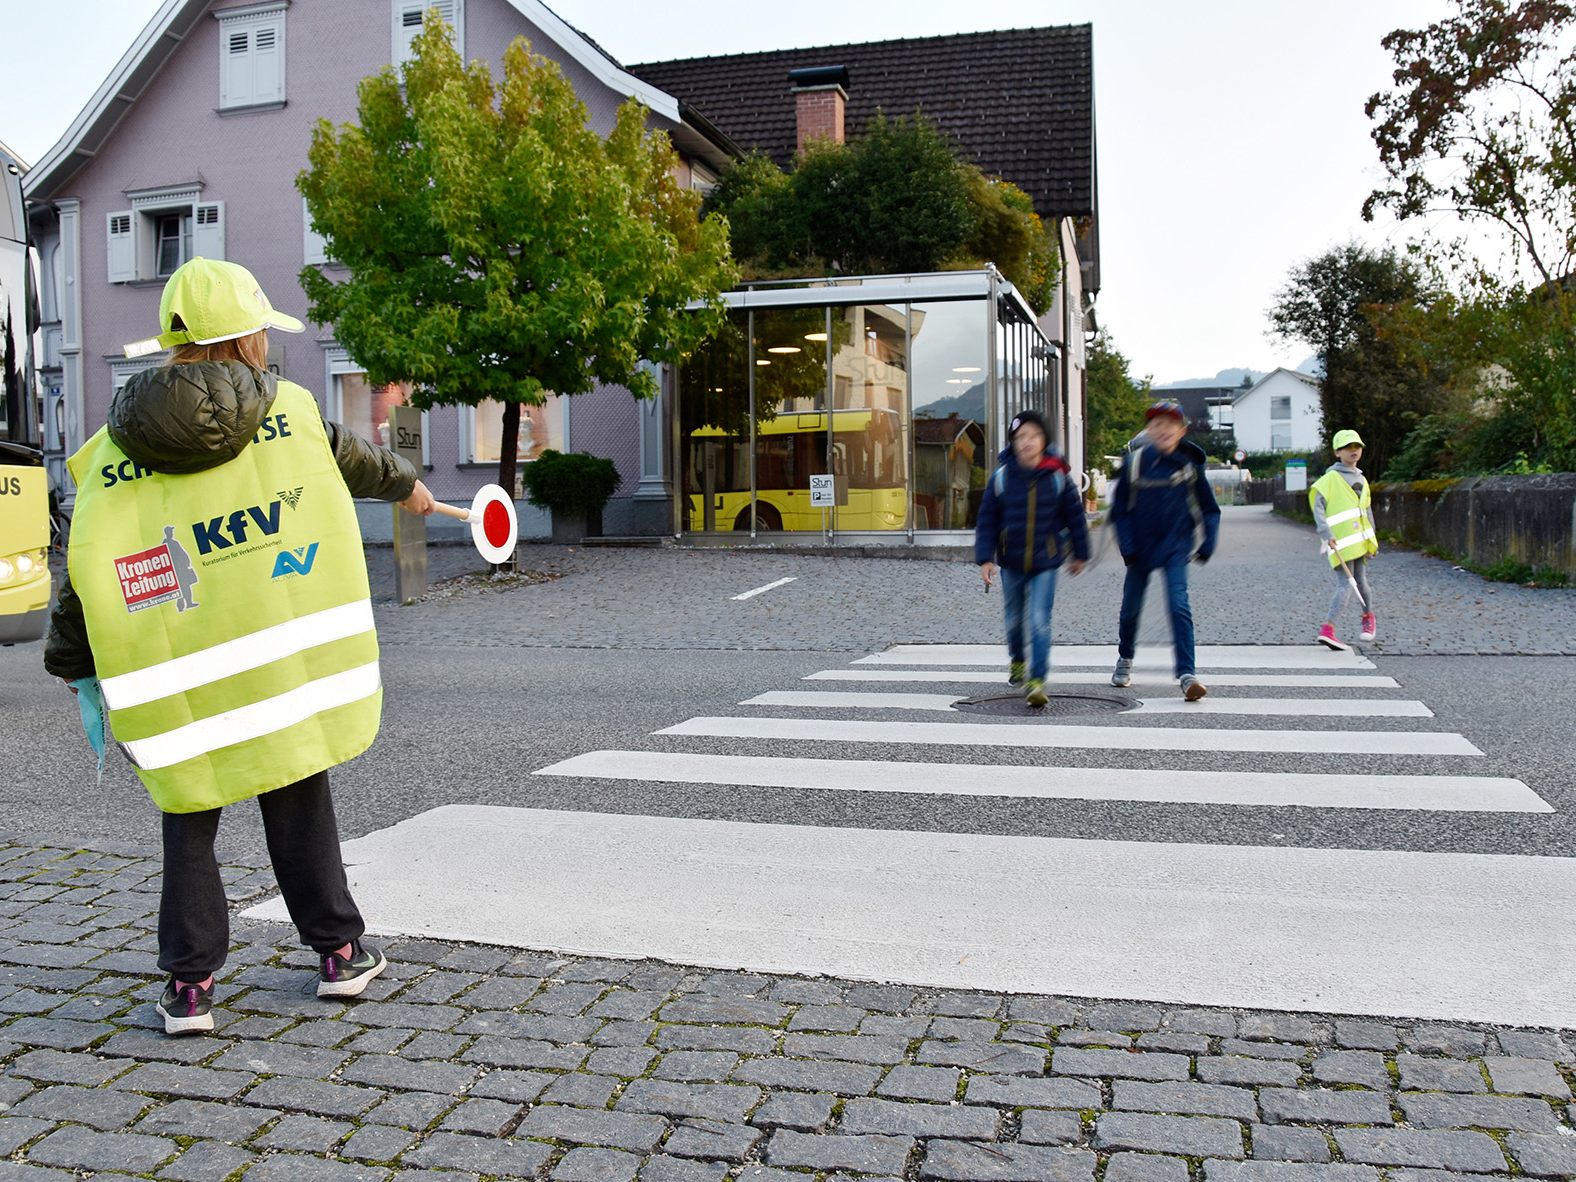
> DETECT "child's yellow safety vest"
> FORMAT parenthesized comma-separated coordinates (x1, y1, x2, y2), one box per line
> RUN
(1309, 470, 1378, 568)
(66, 380, 381, 813)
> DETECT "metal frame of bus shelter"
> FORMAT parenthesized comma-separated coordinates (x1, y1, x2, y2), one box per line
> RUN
(674, 268, 1058, 546)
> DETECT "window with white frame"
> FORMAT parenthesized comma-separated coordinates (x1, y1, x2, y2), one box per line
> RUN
(463, 397, 565, 465)
(216, 1, 286, 111)
(111, 357, 163, 400)
(1270, 394, 1292, 420)
(326, 351, 431, 466)
(106, 186, 223, 283)
(394, 0, 462, 65)
(303, 197, 329, 265)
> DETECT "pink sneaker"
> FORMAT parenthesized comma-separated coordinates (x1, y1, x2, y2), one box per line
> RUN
(1318, 623, 1349, 651)
(1360, 613, 1377, 641)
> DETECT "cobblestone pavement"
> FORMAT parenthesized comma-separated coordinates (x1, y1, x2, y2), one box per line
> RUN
(0, 842, 1572, 1182)
(365, 508, 1576, 657)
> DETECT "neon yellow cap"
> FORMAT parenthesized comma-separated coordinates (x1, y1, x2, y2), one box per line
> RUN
(1332, 429, 1364, 449)
(124, 257, 304, 357)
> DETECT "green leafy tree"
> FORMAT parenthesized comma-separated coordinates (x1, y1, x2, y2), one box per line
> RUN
(298, 14, 737, 496)
(703, 112, 1059, 312)
(1083, 328, 1150, 469)
(1366, 0, 1576, 292)
(1267, 242, 1449, 474)
(1366, 1, 1576, 471)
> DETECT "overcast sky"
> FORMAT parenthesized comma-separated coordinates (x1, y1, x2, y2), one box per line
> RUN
(2, 0, 1453, 384)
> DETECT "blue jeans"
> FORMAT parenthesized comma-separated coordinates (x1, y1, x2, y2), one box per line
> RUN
(1117, 558, 1195, 679)
(1000, 566, 1057, 681)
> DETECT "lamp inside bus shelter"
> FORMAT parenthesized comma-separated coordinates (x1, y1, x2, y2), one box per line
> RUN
(676, 270, 1056, 537)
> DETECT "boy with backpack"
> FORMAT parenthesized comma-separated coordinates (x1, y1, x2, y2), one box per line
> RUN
(1107, 399, 1221, 700)
(975, 410, 1089, 707)
(1309, 428, 1378, 650)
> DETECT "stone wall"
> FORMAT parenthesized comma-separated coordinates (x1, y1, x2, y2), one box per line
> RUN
(1275, 473, 1576, 577)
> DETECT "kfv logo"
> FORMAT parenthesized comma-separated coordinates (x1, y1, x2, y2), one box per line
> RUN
(271, 543, 320, 579)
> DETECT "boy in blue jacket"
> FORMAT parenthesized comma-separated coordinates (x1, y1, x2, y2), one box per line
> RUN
(1107, 400, 1221, 701)
(975, 410, 1090, 707)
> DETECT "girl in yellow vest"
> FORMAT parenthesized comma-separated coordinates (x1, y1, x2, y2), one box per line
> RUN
(44, 258, 435, 1034)
(1309, 429, 1378, 650)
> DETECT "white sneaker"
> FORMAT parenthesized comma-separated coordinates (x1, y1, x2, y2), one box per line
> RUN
(1110, 659, 1133, 688)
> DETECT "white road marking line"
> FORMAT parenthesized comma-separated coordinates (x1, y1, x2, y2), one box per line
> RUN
(535, 750, 1552, 813)
(744, 690, 963, 711)
(744, 691, 1433, 719)
(731, 577, 797, 601)
(244, 804, 1576, 1027)
(806, 669, 1404, 689)
(659, 716, 1484, 757)
(1130, 698, 1433, 718)
(855, 644, 1375, 670)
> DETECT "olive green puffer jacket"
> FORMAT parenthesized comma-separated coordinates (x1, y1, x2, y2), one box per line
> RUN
(43, 361, 417, 679)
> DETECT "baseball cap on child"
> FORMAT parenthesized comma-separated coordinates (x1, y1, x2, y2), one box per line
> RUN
(1145, 399, 1186, 423)
(1332, 429, 1365, 449)
(1008, 409, 1050, 440)
(123, 257, 305, 357)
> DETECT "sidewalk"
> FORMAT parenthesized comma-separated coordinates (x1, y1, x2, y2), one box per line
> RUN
(0, 839, 1572, 1182)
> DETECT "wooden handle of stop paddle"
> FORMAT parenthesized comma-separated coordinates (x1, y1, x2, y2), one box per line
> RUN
(431, 501, 477, 524)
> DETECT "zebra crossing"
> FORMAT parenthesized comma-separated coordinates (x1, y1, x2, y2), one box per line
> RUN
(245, 642, 1573, 1027)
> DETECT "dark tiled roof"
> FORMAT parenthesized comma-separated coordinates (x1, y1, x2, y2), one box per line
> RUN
(630, 25, 1095, 220)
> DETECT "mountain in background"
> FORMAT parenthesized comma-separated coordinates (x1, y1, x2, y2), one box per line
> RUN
(1156, 355, 1320, 387)
(914, 382, 986, 421)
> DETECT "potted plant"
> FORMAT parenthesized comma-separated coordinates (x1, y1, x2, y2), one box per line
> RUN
(522, 450, 621, 542)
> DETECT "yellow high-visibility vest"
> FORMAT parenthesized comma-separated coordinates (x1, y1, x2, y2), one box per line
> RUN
(66, 379, 380, 813)
(1309, 469, 1378, 568)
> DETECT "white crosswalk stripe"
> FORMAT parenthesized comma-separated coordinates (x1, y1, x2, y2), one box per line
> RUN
(663, 715, 1482, 756)
(742, 689, 1435, 718)
(253, 642, 1562, 1025)
(535, 750, 1550, 813)
(806, 669, 1403, 688)
(855, 643, 1376, 669)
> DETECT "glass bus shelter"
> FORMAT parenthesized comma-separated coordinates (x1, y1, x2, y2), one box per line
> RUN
(676, 270, 1057, 540)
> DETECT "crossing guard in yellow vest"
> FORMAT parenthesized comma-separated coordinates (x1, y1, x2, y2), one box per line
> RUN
(1309, 428, 1378, 651)
(44, 258, 437, 1035)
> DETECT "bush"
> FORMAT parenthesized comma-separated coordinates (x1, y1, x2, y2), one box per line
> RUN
(520, 450, 621, 517)
(1241, 451, 1322, 478)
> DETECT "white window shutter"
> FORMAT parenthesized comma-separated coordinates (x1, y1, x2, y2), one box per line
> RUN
(193, 202, 225, 261)
(394, 2, 423, 63)
(252, 21, 283, 104)
(106, 212, 135, 283)
(303, 197, 328, 265)
(222, 28, 252, 108)
(394, 0, 461, 63)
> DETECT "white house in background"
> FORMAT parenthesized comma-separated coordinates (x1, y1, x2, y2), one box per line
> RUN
(1232, 368, 1322, 453)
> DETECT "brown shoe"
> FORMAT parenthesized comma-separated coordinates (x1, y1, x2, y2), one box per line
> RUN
(1181, 675, 1208, 702)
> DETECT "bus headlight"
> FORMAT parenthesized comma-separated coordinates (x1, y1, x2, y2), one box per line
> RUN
(0, 549, 46, 588)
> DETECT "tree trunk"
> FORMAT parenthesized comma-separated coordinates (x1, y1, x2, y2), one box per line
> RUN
(497, 400, 522, 502)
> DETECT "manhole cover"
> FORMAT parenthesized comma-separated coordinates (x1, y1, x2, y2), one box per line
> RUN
(955, 691, 1135, 717)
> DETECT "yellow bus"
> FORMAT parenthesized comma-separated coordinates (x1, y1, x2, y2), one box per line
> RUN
(688, 408, 908, 532)
(0, 442, 50, 644)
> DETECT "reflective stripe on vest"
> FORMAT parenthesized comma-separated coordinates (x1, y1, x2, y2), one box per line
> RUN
(66, 378, 380, 812)
(1309, 470, 1377, 568)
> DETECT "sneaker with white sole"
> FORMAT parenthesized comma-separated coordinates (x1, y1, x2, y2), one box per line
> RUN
(318, 941, 387, 998)
(1024, 679, 1049, 708)
(157, 977, 214, 1035)
(1110, 658, 1133, 688)
(1360, 613, 1377, 641)
(1317, 623, 1349, 651)
(1180, 675, 1208, 702)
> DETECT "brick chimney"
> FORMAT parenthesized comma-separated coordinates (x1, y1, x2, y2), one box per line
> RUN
(790, 65, 849, 152)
